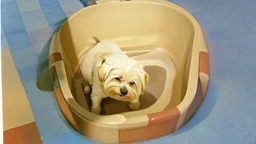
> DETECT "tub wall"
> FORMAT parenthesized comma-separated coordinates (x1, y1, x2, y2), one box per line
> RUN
(168, 35, 194, 108)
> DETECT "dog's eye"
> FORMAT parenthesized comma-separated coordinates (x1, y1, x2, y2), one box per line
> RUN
(129, 81, 135, 85)
(115, 77, 121, 81)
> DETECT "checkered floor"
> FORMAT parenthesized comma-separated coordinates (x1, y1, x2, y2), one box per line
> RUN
(2, 0, 256, 144)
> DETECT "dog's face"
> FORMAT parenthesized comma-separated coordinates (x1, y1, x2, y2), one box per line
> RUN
(97, 54, 149, 102)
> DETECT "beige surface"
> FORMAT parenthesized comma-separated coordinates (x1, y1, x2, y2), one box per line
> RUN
(2, 49, 34, 131)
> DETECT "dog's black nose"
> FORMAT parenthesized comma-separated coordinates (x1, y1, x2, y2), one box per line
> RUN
(120, 87, 128, 96)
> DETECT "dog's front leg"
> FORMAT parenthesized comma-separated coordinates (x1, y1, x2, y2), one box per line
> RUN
(129, 98, 140, 110)
(91, 95, 102, 114)
(82, 79, 91, 95)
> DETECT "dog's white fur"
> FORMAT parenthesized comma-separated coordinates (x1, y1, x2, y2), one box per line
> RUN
(80, 41, 149, 114)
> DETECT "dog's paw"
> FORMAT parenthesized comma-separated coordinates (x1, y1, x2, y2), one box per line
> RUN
(83, 86, 91, 95)
(129, 101, 140, 110)
(91, 105, 101, 114)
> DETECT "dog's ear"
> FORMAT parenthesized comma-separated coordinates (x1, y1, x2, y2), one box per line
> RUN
(98, 67, 106, 82)
(141, 72, 149, 95)
(98, 58, 110, 82)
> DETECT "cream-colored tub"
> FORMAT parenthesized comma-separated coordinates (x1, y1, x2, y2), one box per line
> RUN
(48, 0, 209, 143)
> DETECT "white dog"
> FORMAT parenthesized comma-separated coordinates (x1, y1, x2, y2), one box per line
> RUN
(80, 41, 149, 114)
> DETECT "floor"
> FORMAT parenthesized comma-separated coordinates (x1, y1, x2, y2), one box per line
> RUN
(1, 0, 256, 144)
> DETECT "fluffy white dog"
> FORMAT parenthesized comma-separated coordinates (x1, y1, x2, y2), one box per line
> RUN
(80, 41, 149, 114)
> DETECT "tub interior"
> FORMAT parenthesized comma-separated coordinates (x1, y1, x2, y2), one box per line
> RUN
(59, 1, 195, 115)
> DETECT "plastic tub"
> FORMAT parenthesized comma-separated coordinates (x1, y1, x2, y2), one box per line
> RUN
(48, 0, 209, 143)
